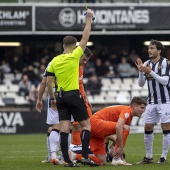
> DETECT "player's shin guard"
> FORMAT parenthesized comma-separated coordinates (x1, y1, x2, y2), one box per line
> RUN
(144, 130, 154, 158)
(60, 132, 72, 163)
(81, 130, 90, 159)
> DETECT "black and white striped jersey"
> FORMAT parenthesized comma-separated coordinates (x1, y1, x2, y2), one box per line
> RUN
(144, 57, 170, 104)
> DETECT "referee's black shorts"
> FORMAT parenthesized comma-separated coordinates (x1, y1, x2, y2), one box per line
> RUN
(56, 90, 89, 122)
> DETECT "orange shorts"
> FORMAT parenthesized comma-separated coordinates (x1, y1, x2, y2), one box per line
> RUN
(90, 118, 117, 155)
(72, 105, 92, 125)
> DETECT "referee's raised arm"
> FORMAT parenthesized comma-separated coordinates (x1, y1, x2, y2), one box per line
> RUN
(79, 9, 93, 52)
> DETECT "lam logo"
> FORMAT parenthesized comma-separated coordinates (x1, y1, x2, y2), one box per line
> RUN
(59, 8, 76, 28)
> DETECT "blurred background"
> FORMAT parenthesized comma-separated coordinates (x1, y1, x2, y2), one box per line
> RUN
(0, 0, 169, 134)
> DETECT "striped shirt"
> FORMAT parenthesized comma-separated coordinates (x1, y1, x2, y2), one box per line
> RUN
(144, 57, 170, 104)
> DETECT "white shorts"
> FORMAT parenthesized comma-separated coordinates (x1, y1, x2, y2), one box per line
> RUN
(144, 104, 170, 124)
(46, 108, 74, 125)
(46, 97, 74, 125)
(46, 108, 59, 125)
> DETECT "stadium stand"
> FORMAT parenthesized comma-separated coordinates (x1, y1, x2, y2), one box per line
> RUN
(0, 98, 5, 106)
(0, 76, 147, 107)
(0, 85, 8, 93)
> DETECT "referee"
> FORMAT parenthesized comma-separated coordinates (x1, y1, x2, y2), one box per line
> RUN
(46, 9, 96, 167)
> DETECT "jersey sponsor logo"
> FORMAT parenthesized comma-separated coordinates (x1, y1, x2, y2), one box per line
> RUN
(124, 113, 130, 119)
(59, 8, 76, 28)
(0, 112, 24, 133)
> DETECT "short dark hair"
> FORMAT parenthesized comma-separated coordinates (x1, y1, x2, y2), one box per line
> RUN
(63, 36, 77, 45)
(84, 47, 92, 58)
(130, 97, 147, 106)
(149, 39, 165, 55)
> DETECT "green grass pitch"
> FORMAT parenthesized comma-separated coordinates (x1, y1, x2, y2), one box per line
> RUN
(0, 133, 169, 170)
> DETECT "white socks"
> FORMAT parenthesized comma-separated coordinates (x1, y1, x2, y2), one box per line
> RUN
(49, 130, 60, 159)
(144, 133, 154, 158)
(161, 133, 170, 159)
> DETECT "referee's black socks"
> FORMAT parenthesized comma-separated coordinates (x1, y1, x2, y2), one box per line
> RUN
(60, 132, 72, 163)
(81, 130, 91, 159)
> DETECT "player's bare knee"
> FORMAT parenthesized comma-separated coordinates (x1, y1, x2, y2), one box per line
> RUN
(60, 120, 71, 133)
(52, 124, 60, 130)
(161, 123, 170, 130)
(79, 119, 91, 131)
(48, 127, 52, 133)
(145, 124, 154, 131)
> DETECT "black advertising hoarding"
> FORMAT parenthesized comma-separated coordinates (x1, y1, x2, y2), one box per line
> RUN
(0, 111, 161, 134)
(0, 6, 32, 31)
(0, 4, 170, 34)
(0, 111, 48, 134)
(36, 5, 170, 32)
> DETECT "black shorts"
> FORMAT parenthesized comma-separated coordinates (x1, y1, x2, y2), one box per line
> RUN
(56, 90, 89, 122)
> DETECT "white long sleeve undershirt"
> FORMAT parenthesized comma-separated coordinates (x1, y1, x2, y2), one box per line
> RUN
(138, 71, 169, 87)
(150, 71, 169, 86)
(138, 72, 146, 87)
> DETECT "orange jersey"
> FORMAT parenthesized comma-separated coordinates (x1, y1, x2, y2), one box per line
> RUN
(91, 105, 133, 126)
(90, 105, 132, 155)
(72, 66, 92, 125)
(79, 65, 84, 98)
(79, 66, 91, 114)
